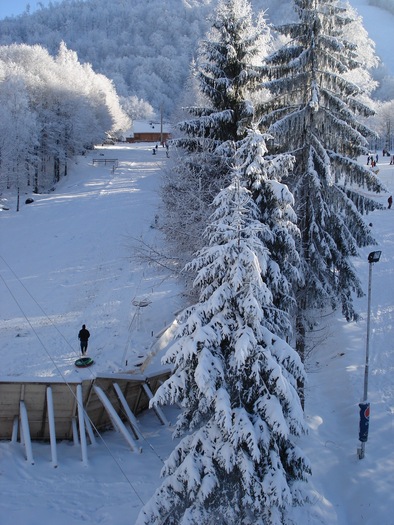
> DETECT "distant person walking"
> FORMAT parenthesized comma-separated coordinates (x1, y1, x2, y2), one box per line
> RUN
(388, 196, 393, 209)
(78, 324, 90, 355)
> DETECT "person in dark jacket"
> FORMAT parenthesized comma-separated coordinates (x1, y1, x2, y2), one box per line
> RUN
(388, 196, 393, 210)
(78, 324, 90, 355)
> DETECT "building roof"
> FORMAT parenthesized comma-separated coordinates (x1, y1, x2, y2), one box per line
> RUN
(128, 119, 171, 137)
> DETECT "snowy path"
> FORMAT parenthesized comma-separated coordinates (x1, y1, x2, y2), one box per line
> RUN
(0, 143, 183, 380)
(0, 143, 184, 525)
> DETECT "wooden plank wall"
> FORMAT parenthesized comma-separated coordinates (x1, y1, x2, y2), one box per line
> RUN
(0, 370, 171, 441)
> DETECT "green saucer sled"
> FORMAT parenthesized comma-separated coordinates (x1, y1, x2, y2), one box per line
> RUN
(74, 356, 94, 368)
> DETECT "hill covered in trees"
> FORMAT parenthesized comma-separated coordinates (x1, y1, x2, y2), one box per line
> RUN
(0, 0, 342, 117)
(0, 0, 214, 117)
(0, 0, 393, 118)
(0, 42, 129, 204)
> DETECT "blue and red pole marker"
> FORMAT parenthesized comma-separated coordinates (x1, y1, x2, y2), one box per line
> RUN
(359, 402, 370, 443)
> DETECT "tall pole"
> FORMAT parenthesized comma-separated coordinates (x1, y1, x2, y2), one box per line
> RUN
(358, 251, 381, 459)
(160, 105, 163, 145)
(362, 261, 373, 403)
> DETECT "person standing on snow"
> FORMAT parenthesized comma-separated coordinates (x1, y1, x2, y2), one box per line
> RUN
(78, 324, 90, 355)
(388, 196, 393, 209)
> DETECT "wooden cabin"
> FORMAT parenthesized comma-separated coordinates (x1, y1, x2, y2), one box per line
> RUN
(126, 120, 171, 144)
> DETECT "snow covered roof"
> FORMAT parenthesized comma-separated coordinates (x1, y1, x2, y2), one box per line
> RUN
(128, 119, 171, 137)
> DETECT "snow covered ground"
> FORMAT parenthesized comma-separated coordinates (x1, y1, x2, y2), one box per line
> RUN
(1, 142, 393, 524)
(0, 144, 183, 380)
(0, 143, 184, 524)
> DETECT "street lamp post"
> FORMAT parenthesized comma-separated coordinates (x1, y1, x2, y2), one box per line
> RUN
(358, 250, 381, 459)
(160, 105, 163, 146)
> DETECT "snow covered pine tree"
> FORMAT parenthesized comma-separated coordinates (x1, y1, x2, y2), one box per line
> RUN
(259, 0, 385, 357)
(236, 127, 302, 338)
(162, 0, 272, 265)
(136, 164, 311, 524)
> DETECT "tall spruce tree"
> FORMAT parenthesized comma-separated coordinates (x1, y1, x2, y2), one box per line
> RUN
(136, 167, 310, 525)
(162, 0, 271, 265)
(259, 0, 386, 357)
(236, 128, 302, 338)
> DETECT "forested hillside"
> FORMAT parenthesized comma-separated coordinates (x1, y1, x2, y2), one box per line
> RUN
(0, 0, 294, 117)
(0, 0, 393, 203)
(0, 0, 392, 118)
(0, 0, 212, 116)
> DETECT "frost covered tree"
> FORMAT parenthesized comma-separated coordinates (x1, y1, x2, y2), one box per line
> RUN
(162, 0, 271, 265)
(370, 100, 394, 152)
(236, 128, 302, 337)
(339, 1, 379, 96)
(0, 43, 129, 203)
(0, 69, 38, 203)
(259, 0, 386, 356)
(137, 169, 311, 525)
(0, 0, 213, 116)
(120, 94, 155, 121)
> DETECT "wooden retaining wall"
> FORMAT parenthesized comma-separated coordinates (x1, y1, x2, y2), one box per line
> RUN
(0, 369, 171, 443)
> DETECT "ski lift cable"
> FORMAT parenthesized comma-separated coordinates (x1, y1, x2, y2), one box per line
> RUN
(0, 253, 92, 357)
(0, 252, 100, 384)
(1, 253, 167, 468)
(0, 255, 146, 505)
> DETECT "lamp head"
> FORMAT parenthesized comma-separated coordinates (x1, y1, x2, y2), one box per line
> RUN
(368, 250, 381, 263)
